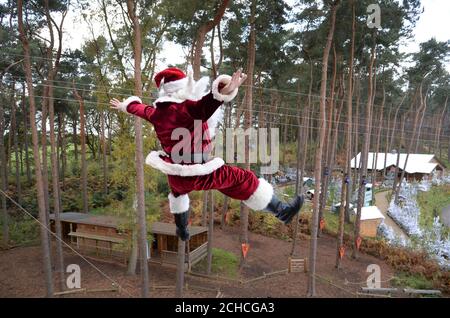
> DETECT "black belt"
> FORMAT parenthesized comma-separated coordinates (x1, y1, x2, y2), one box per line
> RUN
(167, 152, 210, 164)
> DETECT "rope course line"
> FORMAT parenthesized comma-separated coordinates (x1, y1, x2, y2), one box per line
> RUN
(1, 54, 448, 117)
(1, 87, 447, 142)
(0, 189, 137, 298)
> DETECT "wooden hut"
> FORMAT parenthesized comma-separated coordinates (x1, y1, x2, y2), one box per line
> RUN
(49, 212, 129, 265)
(49, 212, 208, 270)
(358, 206, 385, 238)
(149, 222, 208, 271)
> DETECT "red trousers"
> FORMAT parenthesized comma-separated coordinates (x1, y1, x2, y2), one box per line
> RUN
(168, 165, 259, 200)
(166, 164, 273, 213)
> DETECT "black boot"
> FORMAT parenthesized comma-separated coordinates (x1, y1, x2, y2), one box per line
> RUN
(264, 194, 304, 224)
(174, 210, 190, 241)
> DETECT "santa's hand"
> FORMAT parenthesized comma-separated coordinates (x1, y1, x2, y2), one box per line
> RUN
(220, 69, 247, 95)
(109, 98, 127, 112)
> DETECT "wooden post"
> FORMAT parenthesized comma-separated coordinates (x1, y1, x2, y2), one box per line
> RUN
(175, 238, 186, 297)
(206, 191, 214, 274)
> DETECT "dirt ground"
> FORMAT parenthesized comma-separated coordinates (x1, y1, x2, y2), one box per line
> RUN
(0, 225, 398, 298)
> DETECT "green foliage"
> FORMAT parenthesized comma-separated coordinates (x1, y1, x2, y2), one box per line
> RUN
(0, 217, 39, 246)
(109, 127, 158, 199)
(92, 191, 111, 208)
(193, 248, 239, 279)
(323, 206, 354, 236)
(392, 271, 435, 290)
(417, 185, 450, 236)
(156, 172, 170, 197)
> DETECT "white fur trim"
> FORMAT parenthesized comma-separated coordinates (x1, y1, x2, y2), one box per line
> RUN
(212, 75, 238, 103)
(194, 77, 210, 99)
(154, 95, 186, 105)
(162, 77, 188, 93)
(207, 107, 224, 139)
(120, 96, 142, 112)
(168, 193, 189, 214)
(145, 150, 224, 176)
(243, 178, 274, 211)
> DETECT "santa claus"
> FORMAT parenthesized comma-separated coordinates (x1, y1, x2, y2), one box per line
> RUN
(110, 67, 304, 241)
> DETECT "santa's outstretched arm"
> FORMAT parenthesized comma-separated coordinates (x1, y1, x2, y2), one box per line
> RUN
(186, 70, 247, 121)
(109, 97, 155, 122)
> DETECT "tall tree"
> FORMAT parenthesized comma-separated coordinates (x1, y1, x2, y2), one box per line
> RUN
(0, 96, 8, 247)
(17, 0, 53, 297)
(307, 0, 340, 297)
(42, 0, 67, 291)
(11, 83, 22, 205)
(126, 0, 150, 297)
(336, 0, 355, 268)
(353, 31, 377, 259)
(22, 84, 31, 184)
(239, 0, 256, 269)
(72, 84, 88, 213)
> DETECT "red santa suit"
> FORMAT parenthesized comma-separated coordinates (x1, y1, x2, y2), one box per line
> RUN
(117, 67, 273, 214)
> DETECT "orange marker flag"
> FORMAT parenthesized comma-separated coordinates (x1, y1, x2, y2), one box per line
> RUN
(319, 219, 325, 230)
(356, 236, 362, 250)
(241, 243, 250, 258)
(339, 246, 345, 259)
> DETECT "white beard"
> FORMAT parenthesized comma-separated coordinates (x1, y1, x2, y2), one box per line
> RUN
(159, 74, 210, 101)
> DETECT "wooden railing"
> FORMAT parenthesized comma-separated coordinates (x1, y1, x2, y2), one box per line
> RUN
(68, 231, 128, 265)
(189, 242, 208, 267)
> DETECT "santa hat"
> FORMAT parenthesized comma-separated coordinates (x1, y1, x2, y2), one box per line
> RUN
(154, 67, 189, 94)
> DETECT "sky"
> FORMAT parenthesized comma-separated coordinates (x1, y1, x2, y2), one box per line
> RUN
(399, 0, 450, 65)
(38, 0, 450, 72)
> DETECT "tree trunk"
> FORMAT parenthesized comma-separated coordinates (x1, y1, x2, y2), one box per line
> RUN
(221, 194, 228, 229)
(58, 113, 66, 189)
(392, 115, 406, 196)
(17, 0, 54, 296)
(318, 48, 338, 237)
(127, 228, 138, 275)
(202, 191, 209, 227)
(127, 0, 150, 297)
(11, 84, 22, 205)
(353, 33, 377, 259)
(192, 0, 230, 80)
(72, 85, 88, 213)
(0, 97, 8, 247)
(206, 191, 214, 274)
(414, 91, 427, 154)
(41, 89, 50, 219)
(21, 84, 31, 184)
(372, 87, 385, 185)
(72, 118, 78, 165)
(290, 75, 310, 256)
(337, 3, 355, 261)
(395, 87, 427, 203)
(43, 0, 65, 290)
(48, 85, 65, 291)
(385, 97, 404, 179)
(101, 110, 108, 194)
(239, 0, 256, 269)
(435, 97, 447, 156)
(307, 0, 339, 297)
(352, 80, 360, 190)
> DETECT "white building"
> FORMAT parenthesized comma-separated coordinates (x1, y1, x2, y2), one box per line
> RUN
(350, 152, 446, 181)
